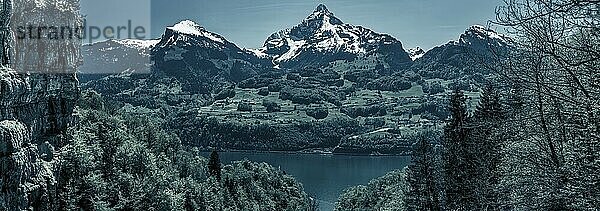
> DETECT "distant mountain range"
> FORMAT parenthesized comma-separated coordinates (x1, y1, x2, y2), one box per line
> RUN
(81, 4, 507, 79)
(81, 39, 158, 74)
(80, 4, 511, 154)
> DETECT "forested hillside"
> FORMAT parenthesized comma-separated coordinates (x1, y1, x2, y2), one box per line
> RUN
(337, 0, 600, 210)
(55, 91, 316, 210)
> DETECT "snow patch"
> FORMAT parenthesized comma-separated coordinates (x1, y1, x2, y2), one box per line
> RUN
(408, 47, 425, 61)
(466, 25, 508, 42)
(275, 39, 306, 62)
(116, 39, 160, 49)
(245, 48, 269, 58)
(168, 20, 225, 44)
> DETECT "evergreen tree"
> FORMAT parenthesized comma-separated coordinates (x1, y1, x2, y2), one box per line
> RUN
(470, 83, 506, 209)
(208, 150, 222, 181)
(443, 89, 474, 210)
(474, 84, 504, 121)
(406, 131, 441, 211)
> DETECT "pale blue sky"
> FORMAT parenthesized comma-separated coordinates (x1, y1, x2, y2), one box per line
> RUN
(82, 0, 504, 50)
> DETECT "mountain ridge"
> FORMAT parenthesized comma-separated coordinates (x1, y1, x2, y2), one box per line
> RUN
(81, 5, 508, 78)
(251, 4, 413, 70)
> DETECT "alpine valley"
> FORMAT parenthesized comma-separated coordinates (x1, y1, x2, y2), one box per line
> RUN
(81, 4, 509, 155)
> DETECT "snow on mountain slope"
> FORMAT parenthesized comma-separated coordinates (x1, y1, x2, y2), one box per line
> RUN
(117, 39, 160, 52)
(460, 25, 509, 45)
(244, 48, 269, 59)
(153, 20, 270, 65)
(151, 20, 273, 88)
(408, 47, 425, 61)
(251, 4, 412, 69)
(167, 20, 226, 44)
(411, 25, 511, 79)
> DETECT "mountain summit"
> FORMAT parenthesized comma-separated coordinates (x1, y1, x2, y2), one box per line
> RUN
(253, 4, 412, 70)
(411, 25, 510, 79)
(305, 4, 343, 26)
(315, 3, 329, 13)
(166, 20, 226, 44)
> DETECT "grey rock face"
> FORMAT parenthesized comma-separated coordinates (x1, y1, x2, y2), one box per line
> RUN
(256, 4, 413, 70)
(0, 0, 81, 210)
(0, 120, 56, 211)
(0, 45, 77, 211)
(0, 120, 25, 156)
(0, 69, 79, 144)
(11, 0, 83, 74)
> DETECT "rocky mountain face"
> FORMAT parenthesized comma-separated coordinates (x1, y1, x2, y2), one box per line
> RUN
(411, 25, 510, 80)
(0, 120, 57, 209)
(0, 72, 79, 140)
(84, 20, 277, 108)
(1, 0, 80, 209)
(253, 4, 413, 70)
(151, 20, 273, 93)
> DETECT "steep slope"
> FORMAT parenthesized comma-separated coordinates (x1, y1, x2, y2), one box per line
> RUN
(151, 20, 272, 94)
(1, 0, 81, 210)
(252, 4, 412, 70)
(84, 20, 275, 108)
(412, 25, 510, 80)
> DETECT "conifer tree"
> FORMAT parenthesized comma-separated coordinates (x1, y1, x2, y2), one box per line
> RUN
(470, 83, 506, 209)
(406, 131, 441, 211)
(208, 150, 222, 181)
(443, 89, 473, 210)
(474, 84, 504, 121)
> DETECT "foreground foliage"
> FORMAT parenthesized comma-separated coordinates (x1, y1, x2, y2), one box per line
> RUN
(55, 91, 314, 210)
(337, 0, 600, 210)
(335, 170, 408, 211)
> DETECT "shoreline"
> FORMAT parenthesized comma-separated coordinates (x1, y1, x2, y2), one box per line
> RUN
(198, 148, 411, 157)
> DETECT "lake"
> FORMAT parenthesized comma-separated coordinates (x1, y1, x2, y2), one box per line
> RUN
(208, 152, 412, 211)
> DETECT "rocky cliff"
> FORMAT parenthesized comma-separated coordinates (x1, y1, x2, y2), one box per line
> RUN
(0, 0, 81, 210)
(254, 4, 413, 70)
(1, 70, 79, 143)
(0, 120, 57, 210)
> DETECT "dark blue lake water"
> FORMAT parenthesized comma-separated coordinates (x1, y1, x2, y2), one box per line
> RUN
(209, 152, 411, 211)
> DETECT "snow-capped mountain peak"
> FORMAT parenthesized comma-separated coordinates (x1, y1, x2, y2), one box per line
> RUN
(167, 20, 225, 43)
(459, 25, 509, 46)
(305, 4, 343, 26)
(151, 19, 272, 80)
(115, 39, 160, 50)
(256, 4, 412, 69)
